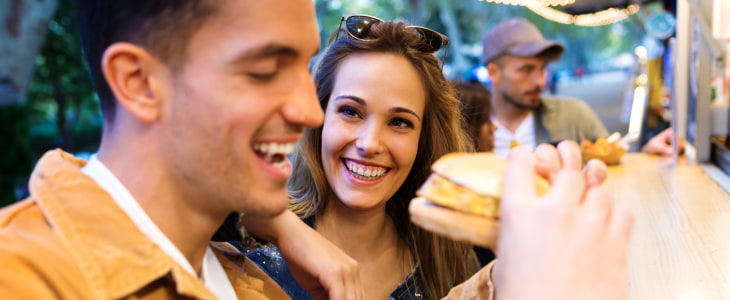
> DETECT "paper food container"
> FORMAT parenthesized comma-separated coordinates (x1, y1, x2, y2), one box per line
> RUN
(580, 136, 629, 165)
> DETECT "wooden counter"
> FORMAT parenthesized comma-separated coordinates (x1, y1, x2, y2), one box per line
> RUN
(604, 153, 730, 299)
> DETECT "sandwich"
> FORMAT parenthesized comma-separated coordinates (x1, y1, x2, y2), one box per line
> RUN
(409, 152, 549, 248)
(413, 152, 550, 218)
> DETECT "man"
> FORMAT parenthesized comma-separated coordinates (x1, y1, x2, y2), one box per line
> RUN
(483, 18, 609, 158)
(0, 1, 361, 299)
(0, 1, 631, 299)
(483, 18, 684, 159)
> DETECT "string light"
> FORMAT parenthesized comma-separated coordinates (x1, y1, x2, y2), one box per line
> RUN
(479, 0, 575, 7)
(523, 2, 574, 24)
(539, 0, 575, 6)
(478, 0, 641, 26)
(524, 3, 640, 26)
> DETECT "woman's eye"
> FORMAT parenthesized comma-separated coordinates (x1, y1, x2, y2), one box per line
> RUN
(390, 118, 414, 129)
(338, 106, 361, 118)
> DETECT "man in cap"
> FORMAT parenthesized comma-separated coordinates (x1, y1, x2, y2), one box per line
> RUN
(483, 18, 608, 158)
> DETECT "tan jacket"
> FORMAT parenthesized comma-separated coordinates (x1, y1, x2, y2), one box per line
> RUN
(0, 150, 289, 299)
(443, 261, 495, 300)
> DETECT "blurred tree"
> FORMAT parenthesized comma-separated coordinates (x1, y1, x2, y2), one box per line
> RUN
(0, 0, 59, 207)
(27, 0, 101, 154)
(1, 0, 101, 207)
(0, 0, 58, 106)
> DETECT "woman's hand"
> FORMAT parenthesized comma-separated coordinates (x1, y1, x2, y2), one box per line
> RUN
(242, 210, 364, 300)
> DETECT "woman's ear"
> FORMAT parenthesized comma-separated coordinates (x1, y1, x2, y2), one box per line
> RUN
(101, 42, 168, 123)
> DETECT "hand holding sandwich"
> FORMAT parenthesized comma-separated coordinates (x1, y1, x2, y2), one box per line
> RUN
(493, 143, 633, 300)
(411, 141, 633, 299)
(409, 141, 609, 249)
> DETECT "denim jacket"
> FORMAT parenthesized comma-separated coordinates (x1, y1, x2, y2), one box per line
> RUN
(246, 243, 426, 300)
(241, 215, 426, 299)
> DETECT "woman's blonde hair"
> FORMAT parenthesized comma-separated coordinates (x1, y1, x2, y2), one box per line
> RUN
(288, 21, 479, 299)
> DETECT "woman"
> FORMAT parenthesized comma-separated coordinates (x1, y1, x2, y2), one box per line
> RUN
(247, 17, 479, 300)
(452, 80, 497, 152)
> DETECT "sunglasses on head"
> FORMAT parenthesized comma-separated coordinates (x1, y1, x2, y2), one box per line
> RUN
(335, 14, 450, 69)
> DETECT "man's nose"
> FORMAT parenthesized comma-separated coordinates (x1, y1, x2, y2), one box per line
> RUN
(282, 70, 324, 128)
(535, 69, 547, 88)
(534, 69, 547, 87)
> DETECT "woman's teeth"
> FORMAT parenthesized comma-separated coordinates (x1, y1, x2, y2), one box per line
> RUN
(345, 160, 388, 180)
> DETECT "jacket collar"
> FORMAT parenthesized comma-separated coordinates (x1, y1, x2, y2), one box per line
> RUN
(532, 97, 553, 144)
(28, 149, 221, 299)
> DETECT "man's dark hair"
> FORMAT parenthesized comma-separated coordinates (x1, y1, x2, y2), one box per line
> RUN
(74, 1, 216, 122)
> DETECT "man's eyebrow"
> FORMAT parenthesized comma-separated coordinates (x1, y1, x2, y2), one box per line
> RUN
(234, 43, 320, 61)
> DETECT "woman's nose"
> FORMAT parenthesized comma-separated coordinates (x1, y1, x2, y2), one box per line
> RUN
(355, 123, 384, 156)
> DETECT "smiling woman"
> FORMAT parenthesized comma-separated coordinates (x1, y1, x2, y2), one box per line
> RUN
(243, 19, 479, 300)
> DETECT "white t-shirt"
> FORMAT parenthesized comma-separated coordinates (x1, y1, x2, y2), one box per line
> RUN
(82, 156, 237, 300)
(491, 112, 537, 158)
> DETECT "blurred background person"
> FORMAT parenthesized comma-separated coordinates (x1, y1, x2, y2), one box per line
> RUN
(482, 18, 608, 158)
(452, 80, 497, 152)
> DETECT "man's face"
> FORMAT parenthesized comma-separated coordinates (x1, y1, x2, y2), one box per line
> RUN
(159, 0, 322, 217)
(490, 55, 549, 110)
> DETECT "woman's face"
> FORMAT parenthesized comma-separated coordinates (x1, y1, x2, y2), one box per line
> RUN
(478, 117, 497, 152)
(321, 52, 425, 211)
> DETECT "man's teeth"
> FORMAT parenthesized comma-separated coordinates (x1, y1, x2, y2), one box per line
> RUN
(345, 161, 387, 180)
(271, 159, 287, 168)
(254, 142, 296, 168)
(253, 142, 296, 156)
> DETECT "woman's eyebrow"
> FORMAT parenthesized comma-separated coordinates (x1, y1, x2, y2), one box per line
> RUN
(391, 107, 421, 121)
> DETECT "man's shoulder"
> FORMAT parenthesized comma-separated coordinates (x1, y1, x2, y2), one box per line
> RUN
(540, 95, 596, 116)
(541, 95, 591, 108)
(0, 198, 73, 261)
(1, 198, 54, 244)
(0, 199, 87, 298)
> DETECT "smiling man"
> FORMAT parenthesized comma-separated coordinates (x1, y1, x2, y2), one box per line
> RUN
(0, 0, 363, 299)
(483, 18, 608, 158)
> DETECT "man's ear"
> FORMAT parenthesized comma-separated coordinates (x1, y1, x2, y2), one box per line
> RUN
(102, 42, 168, 123)
(486, 62, 501, 86)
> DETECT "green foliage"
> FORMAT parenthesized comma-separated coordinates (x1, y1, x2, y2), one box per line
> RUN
(1, 0, 101, 206)
(27, 0, 102, 158)
(0, 105, 32, 207)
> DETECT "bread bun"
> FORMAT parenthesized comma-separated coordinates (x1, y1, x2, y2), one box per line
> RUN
(415, 152, 550, 218)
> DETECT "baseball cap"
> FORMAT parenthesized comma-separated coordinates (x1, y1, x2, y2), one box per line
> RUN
(482, 18, 564, 64)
